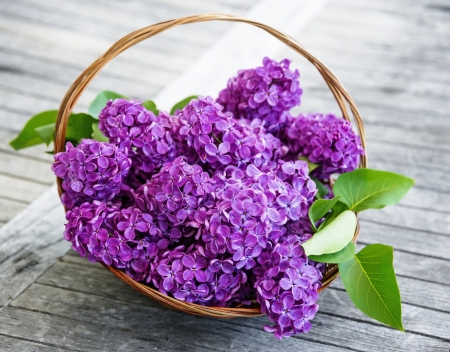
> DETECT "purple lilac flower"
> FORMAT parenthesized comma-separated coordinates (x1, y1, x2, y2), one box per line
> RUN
(98, 99, 156, 146)
(52, 140, 131, 209)
(217, 57, 302, 132)
(54, 56, 368, 339)
(253, 234, 322, 339)
(177, 96, 288, 173)
(285, 113, 365, 179)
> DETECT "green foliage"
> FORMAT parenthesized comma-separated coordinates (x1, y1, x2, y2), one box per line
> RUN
(308, 196, 341, 231)
(170, 95, 199, 115)
(9, 110, 58, 150)
(311, 177, 329, 199)
(35, 123, 56, 146)
(142, 100, 159, 115)
(333, 169, 414, 212)
(92, 121, 109, 142)
(302, 210, 356, 256)
(308, 241, 355, 263)
(88, 90, 126, 118)
(66, 113, 95, 143)
(339, 244, 404, 331)
(317, 201, 349, 231)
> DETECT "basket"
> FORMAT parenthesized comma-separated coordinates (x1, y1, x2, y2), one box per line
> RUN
(54, 13, 367, 318)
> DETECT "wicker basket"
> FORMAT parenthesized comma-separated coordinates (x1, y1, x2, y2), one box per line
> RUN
(54, 14, 367, 318)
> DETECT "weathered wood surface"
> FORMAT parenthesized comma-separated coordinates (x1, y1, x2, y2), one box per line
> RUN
(0, 0, 259, 223)
(1, 0, 450, 350)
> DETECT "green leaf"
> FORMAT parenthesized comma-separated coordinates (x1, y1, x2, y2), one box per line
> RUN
(170, 95, 198, 115)
(308, 196, 341, 231)
(142, 100, 159, 115)
(35, 123, 56, 146)
(339, 244, 404, 331)
(302, 210, 357, 256)
(66, 113, 95, 143)
(308, 241, 355, 263)
(311, 177, 329, 199)
(88, 90, 126, 118)
(318, 201, 349, 231)
(333, 168, 414, 212)
(92, 122, 109, 142)
(9, 110, 58, 150)
(298, 156, 319, 173)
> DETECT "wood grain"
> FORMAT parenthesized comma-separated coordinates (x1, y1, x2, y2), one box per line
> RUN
(1, 0, 450, 349)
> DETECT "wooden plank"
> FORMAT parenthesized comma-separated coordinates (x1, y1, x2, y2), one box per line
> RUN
(21, 0, 229, 45)
(52, 252, 450, 314)
(0, 152, 54, 186)
(0, 335, 68, 352)
(0, 185, 67, 308)
(305, 83, 450, 121)
(0, 28, 190, 74)
(0, 5, 203, 58)
(317, 288, 450, 341)
(366, 139, 450, 174)
(302, 95, 450, 131)
(43, 251, 450, 311)
(0, 174, 49, 203)
(375, 249, 449, 285)
(397, 187, 450, 214)
(358, 205, 450, 239)
(331, 276, 450, 314)
(358, 220, 449, 259)
(8, 282, 448, 351)
(0, 49, 173, 97)
(0, 50, 163, 100)
(0, 305, 341, 352)
(0, 198, 26, 223)
(368, 159, 449, 192)
(153, 0, 331, 108)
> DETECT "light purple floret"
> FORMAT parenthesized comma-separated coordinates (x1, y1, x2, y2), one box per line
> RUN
(52, 140, 131, 209)
(285, 113, 365, 179)
(217, 57, 302, 132)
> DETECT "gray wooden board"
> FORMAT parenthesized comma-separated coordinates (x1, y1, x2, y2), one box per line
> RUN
(44, 251, 450, 309)
(0, 0, 258, 225)
(0, 306, 346, 352)
(0, 198, 27, 224)
(60, 249, 450, 313)
(0, 335, 68, 352)
(8, 263, 447, 351)
(0, 186, 66, 309)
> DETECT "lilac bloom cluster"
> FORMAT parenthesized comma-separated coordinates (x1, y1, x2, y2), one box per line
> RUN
(284, 113, 365, 179)
(255, 235, 323, 338)
(217, 57, 302, 132)
(52, 140, 131, 209)
(53, 56, 365, 339)
(176, 96, 287, 171)
(99, 98, 182, 177)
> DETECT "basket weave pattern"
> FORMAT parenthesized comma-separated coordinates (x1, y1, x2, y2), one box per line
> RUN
(54, 14, 367, 318)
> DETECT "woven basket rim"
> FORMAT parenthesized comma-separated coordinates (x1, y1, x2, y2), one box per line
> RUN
(54, 13, 367, 318)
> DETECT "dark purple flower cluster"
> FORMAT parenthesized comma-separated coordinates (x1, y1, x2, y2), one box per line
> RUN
(52, 140, 131, 209)
(176, 96, 287, 172)
(99, 98, 182, 177)
(255, 235, 323, 338)
(217, 57, 302, 132)
(53, 56, 365, 339)
(284, 113, 365, 179)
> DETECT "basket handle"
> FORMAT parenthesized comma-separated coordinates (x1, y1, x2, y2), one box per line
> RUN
(54, 13, 367, 196)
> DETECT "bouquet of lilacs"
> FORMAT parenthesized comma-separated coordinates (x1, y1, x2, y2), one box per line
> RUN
(11, 57, 413, 338)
